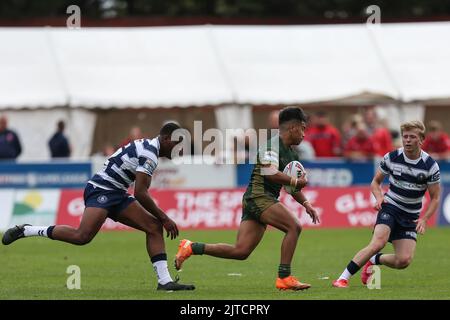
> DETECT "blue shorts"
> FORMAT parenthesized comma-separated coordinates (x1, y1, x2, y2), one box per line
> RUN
(375, 204, 418, 243)
(84, 183, 135, 221)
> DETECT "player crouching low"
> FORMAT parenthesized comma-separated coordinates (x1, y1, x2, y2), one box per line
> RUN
(2, 122, 195, 291)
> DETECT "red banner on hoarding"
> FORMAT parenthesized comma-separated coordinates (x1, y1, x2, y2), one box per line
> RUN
(56, 189, 132, 231)
(56, 187, 436, 230)
(153, 189, 244, 229)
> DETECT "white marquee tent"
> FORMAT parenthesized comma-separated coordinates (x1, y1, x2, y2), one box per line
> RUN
(2, 22, 450, 108)
(1, 22, 449, 158)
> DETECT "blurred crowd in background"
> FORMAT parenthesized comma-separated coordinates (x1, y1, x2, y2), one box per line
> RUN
(264, 107, 450, 161)
(1, 109, 449, 162)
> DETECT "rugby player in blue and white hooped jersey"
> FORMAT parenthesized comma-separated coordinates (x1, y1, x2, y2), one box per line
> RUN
(333, 121, 441, 288)
(2, 122, 195, 291)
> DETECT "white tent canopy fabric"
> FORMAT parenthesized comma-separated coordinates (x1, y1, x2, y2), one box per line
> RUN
(213, 24, 399, 104)
(50, 27, 233, 108)
(0, 29, 67, 108)
(370, 23, 450, 102)
(0, 22, 450, 109)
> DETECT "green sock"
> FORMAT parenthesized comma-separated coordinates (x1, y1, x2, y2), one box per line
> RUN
(191, 242, 205, 255)
(278, 264, 291, 278)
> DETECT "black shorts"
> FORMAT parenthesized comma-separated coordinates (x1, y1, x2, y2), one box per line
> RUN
(375, 204, 418, 243)
(84, 183, 135, 221)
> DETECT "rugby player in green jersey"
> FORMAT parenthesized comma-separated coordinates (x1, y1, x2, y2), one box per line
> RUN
(175, 107, 320, 291)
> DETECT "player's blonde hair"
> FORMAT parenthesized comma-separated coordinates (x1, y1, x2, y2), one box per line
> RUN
(400, 120, 426, 140)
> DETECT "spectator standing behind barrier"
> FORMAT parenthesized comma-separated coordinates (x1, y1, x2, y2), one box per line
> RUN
(120, 126, 144, 147)
(102, 143, 116, 157)
(48, 120, 71, 158)
(341, 114, 363, 146)
(364, 108, 393, 157)
(344, 121, 376, 160)
(422, 120, 450, 160)
(268, 109, 315, 160)
(305, 111, 341, 157)
(0, 115, 22, 160)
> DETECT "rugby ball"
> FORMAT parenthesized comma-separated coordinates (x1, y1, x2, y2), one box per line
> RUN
(283, 161, 306, 194)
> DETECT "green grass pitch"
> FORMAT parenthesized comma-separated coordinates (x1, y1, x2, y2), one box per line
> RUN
(1, 227, 449, 300)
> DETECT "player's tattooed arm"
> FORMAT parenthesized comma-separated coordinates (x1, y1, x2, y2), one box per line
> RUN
(134, 172, 179, 239)
(259, 151, 307, 189)
(262, 164, 308, 189)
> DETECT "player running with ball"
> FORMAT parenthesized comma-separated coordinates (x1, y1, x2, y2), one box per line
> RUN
(332, 121, 441, 288)
(175, 107, 320, 291)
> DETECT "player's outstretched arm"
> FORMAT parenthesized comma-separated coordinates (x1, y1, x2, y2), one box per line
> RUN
(371, 169, 387, 210)
(415, 182, 441, 235)
(134, 172, 179, 239)
(291, 191, 320, 224)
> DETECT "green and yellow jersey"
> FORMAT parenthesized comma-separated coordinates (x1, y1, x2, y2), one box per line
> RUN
(241, 135, 300, 224)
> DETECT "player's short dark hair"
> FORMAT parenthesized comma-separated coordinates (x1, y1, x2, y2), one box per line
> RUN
(160, 122, 181, 136)
(279, 107, 308, 126)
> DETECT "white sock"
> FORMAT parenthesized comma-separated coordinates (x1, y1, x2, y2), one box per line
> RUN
(370, 255, 377, 264)
(23, 226, 50, 238)
(338, 269, 352, 281)
(152, 260, 173, 285)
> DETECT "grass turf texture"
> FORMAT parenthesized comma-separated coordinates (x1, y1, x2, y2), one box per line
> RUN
(1, 227, 449, 300)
